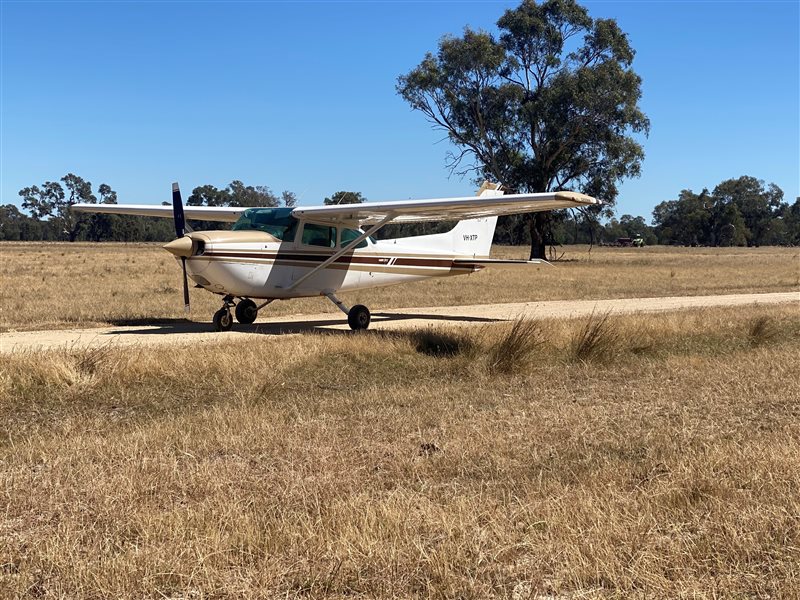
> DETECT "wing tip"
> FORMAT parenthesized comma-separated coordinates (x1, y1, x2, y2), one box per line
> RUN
(554, 191, 601, 206)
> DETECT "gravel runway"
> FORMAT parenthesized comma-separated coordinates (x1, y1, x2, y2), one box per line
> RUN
(1, 292, 797, 353)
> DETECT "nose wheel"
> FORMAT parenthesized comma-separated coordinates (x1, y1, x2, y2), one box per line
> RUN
(212, 307, 233, 332)
(212, 295, 236, 332)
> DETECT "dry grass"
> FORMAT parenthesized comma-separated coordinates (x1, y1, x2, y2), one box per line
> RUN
(1, 242, 798, 331)
(747, 315, 781, 347)
(569, 311, 622, 363)
(485, 318, 544, 374)
(411, 326, 477, 358)
(1, 304, 799, 597)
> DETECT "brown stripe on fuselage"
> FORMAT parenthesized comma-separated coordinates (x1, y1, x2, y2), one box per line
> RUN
(202, 251, 458, 269)
(193, 255, 477, 277)
(203, 251, 388, 266)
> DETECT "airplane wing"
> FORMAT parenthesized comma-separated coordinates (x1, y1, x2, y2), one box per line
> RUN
(291, 191, 600, 226)
(71, 204, 245, 223)
(72, 187, 599, 226)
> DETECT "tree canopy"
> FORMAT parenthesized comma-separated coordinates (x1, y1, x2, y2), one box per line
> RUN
(19, 174, 100, 241)
(187, 181, 296, 208)
(652, 176, 796, 247)
(323, 191, 366, 205)
(8, 176, 296, 242)
(397, 0, 649, 258)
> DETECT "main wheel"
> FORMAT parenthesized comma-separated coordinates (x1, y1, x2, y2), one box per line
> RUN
(235, 298, 258, 324)
(347, 304, 371, 331)
(213, 308, 233, 332)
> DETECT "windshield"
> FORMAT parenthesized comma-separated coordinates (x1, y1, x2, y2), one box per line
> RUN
(232, 208, 298, 241)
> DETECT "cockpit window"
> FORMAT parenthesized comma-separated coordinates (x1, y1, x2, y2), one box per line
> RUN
(232, 208, 298, 241)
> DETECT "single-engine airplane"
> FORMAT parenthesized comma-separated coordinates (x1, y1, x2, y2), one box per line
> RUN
(73, 182, 599, 331)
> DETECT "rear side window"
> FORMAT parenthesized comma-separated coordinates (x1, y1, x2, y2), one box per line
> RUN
(301, 223, 337, 248)
(340, 228, 368, 249)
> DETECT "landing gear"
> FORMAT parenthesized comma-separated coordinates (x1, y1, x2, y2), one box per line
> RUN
(324, 292, 371, 331)
(235, 298, 258, 324)
(212, 295, 236, 332)
(213, 307, 233, 331)
(347, 304, 371, 331)
(212, 296, 274, 331)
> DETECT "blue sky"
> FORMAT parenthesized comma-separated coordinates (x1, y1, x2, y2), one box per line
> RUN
(2, 0, 798, 221)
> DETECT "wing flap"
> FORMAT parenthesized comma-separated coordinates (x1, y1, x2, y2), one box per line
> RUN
(71, 203, 245, 223)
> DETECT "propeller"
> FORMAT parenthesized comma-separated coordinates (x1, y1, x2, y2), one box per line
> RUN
(172, 182, 191, 313)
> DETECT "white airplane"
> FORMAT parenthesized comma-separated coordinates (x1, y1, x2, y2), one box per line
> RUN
(73, 182, 599, 331)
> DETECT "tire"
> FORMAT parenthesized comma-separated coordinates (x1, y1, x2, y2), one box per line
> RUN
(213, 308, 233, 332)
(235, 298, 258, 324)
(347, 304, 371, 331)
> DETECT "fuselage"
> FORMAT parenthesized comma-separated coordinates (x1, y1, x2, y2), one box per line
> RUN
(173, 208, 484, 299)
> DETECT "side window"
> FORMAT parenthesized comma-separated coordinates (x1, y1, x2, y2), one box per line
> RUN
(340, 228, 368, 249)
(301, 223, 336, 248)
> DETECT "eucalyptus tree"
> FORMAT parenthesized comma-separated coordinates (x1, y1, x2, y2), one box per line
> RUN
(324, 191, 366, 205)
(19, 173, 101, 241)
(398, 0, 649, 258)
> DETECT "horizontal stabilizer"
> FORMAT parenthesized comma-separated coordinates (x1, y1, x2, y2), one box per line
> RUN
(452, 258, 553, 270)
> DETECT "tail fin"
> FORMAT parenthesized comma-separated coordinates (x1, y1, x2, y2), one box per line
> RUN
(386, 182, 502, 257)
(448, 182, 502, 256)
(448, 215, 498, 256)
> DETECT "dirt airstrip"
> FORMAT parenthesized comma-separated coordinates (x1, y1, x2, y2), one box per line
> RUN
(2, 291, 796, 353)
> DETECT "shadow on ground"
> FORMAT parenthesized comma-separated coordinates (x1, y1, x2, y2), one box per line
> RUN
(107, 312, 505, 337)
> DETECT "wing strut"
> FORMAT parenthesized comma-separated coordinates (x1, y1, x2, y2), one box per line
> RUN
(286, 213, 396, 292)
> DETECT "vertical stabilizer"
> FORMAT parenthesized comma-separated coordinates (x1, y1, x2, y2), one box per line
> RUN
(381, 181, 502, 257)
(447, 215, 498, 257)
(447, 181, 503, 256)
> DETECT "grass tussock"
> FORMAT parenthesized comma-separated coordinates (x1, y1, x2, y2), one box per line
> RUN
(569, 310, 623, 363)
(411, 325, 477, 358)
(486, 318, 544, 374)
(747, 314, 781, 347)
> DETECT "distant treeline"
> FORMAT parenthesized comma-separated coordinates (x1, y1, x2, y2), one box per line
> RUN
(490, 176, 798, 247)
(2, 174, 797, 246)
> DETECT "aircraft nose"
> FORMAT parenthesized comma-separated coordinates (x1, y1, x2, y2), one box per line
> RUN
(163, 236, 193, 257)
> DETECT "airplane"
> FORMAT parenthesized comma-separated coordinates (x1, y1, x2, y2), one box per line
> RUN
(73, 182, 599, 331)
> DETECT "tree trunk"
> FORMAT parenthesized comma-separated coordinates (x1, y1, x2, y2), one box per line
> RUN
(528, 213, 548, 260)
